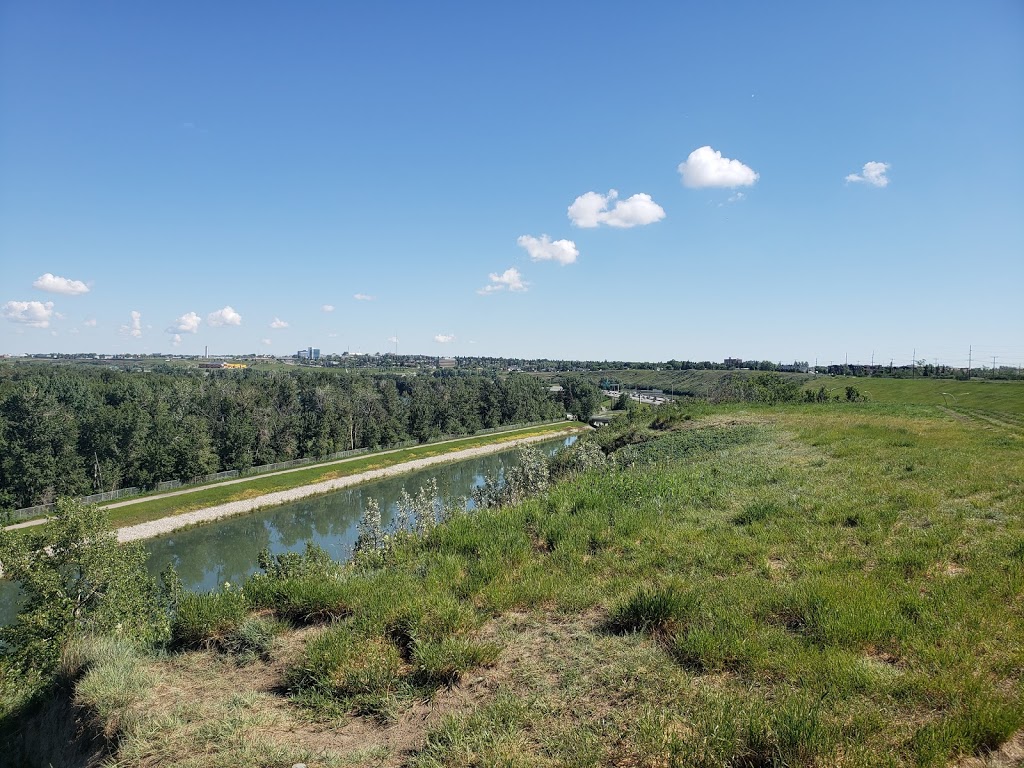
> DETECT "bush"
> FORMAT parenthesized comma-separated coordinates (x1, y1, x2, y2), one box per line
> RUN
(171, 587, 248, 648)
(0, 499, 166, 676)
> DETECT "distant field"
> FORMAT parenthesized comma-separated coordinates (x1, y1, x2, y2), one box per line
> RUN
(533, 368, 813, 396)
(818, 376, 1024, 415)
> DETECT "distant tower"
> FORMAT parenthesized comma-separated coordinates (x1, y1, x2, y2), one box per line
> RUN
(204, 345, 208, 359)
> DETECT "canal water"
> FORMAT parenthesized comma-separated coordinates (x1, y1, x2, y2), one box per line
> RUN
(0, 435, 575, 624)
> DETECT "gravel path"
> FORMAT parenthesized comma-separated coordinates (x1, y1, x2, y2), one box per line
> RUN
(116, 430, 575, 543)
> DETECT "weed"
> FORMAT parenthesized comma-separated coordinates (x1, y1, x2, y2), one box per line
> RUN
(607, 584, 702, 636)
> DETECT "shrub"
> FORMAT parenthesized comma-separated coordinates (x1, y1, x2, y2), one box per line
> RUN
(0, 499, 166, 676)
(171, 587, 248, 648)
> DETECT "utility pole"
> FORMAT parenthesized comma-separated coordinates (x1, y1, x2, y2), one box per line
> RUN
(968, 345, 972, 379)
(992, 356, 997, 378)
(912, 348, 916, 378)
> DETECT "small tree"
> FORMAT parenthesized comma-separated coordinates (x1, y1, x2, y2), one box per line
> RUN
(0, 498, 166, 676)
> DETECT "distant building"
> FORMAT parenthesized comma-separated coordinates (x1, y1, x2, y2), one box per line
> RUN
(724, 357, 743, 367)
(438, 357, 457, 369)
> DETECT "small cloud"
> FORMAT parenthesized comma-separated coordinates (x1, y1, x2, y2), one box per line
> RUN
(478, 267, 528, 295)
(353, 293, 375, 301)
(120, 310, 143, 338)
(33, 273, 90, 295)
(3, 300, 56, 328)
(516, 234, 579, 265)
(270, 317, 289, 329)
(434, 333, 456, 343)
(387, 335, 399, 344)
(678, 146, 759, 188)
(171, 334, 183, 347)
(207, 305, 242, 327)
(728, 192, 746, 203)
(70, 327, 80, 335)
(169, 311, 202, 334)
(84, 318, 97, 327)
(845, 161, 890, 188)
(51, 330, 58, 337)
(261, 338, 272, 346)
(322, 304, 335, 313)
(568, 190, 666, 228)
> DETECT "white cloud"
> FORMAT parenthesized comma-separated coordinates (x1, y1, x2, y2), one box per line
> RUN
(169, 311, 202, 334)
(270, 317, 289, 329)
(728, 192, 746, 203)
(2, 300, 56, 328)
(434, 333, 456, 343)
(84, 318, 97, 327)
(516, 234, 579, 265)
(70, 327, 80, 335)
(32, 273, 90, 295)
(478, 267, 528, 295)
(261, 338, 272, 346)
(353, 293, 375, 301)
(387, 335, 399, 344)
(678, 146, 759, 188)
(120, 310, 143, 338)
(207, 305, 242, 327)
(568, 190, 666, 228)
(845, 161, 890, 188)
(171, 334, 183, 347)
(322, 304, 335, 312)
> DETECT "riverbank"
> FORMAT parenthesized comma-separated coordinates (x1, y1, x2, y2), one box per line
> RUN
(4, 421, 582, 536)
(116, 427, 582, 543)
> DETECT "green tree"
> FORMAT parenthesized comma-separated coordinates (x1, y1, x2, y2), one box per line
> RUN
(0, 498, 167, 675)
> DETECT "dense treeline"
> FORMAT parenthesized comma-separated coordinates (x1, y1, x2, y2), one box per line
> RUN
(0, 365, 562, 510)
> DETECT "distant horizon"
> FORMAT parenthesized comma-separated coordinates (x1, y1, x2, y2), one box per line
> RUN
(3, 348, 1015, 372)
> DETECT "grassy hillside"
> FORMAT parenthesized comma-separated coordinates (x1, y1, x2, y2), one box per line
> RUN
(816, 375, 1024, 415)
(16, 397, 1022, 767)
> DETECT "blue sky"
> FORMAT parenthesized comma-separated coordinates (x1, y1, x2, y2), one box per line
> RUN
(2, 1, 1022, 367)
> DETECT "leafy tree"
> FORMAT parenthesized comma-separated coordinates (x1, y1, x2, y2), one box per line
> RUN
(0, 498, 166, 676)
(559, 374, 602, 421)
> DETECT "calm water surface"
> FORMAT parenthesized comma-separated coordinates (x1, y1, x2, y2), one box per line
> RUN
(146, 435, 575, 592)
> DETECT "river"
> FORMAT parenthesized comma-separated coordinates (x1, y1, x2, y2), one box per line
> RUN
(1, 435, 575, 623)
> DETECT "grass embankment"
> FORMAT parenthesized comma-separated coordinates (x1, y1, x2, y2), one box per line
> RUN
(94, 421, 579, 529)
(814, 376, 1024, 416)
(40, 395, 1022, 767)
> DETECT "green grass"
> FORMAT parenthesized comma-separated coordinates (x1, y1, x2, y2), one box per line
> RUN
(10, 397, 1024, 765)
(815, 375, 1024, 414)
